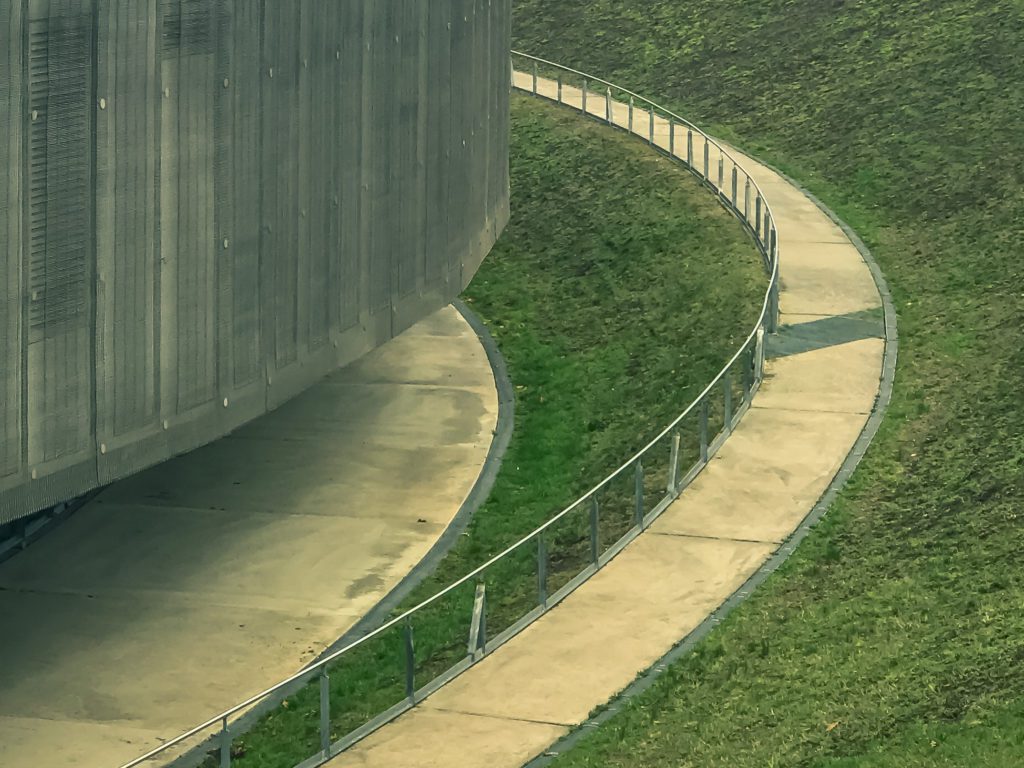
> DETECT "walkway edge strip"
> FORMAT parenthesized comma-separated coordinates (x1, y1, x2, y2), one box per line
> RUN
(521, 160, 898, 768)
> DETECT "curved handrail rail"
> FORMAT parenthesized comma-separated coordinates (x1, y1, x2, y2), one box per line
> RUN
(119, 54, 781, 768)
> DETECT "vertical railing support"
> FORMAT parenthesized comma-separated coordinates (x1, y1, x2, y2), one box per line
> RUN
(589, 497, 600, 565)
(220, 717, 231, 768)
(703, 139, 710, 179)
(718, 156, 725, 193)
(581, 79, 588, 114)
(634, 461, 645, 530)
(537, 534, 548, 608)
(404, 618, 415, 704)
(687, 129, 693, 168)
(467, 582, 487, 660)
(628, 96, 634, 132)
(723, 370, 734, 431)
(755, 195, 763, 239)
(731, 166, 738, 208)
(319, 667, 331, 757)
(606, 87, 613, 123)
(557, 74, 563, 103)
(668, 118, 675, 156)
(744, 178, 751, 223)
(743, 345, 754, 402)
(531, 61, 538, 94)
(699, 398, 710, 464)
(667, 431, 681, 493)
(648, 108, 655, 144)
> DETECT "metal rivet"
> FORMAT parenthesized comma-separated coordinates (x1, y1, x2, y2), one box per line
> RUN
(164, 87, 170, 98)
(223, 78, 230, 88)
(268, 67, 274, 78)
(99, 98, 107, 110)
(31, 109, 38, 121)
(31, 468, 37, 480)
(223, 238, 230, 249)
(163, 420, 169, 430)
(223, 398, 229, 408)
(336, 50, 341, 60)
(100, 443, 107, 455)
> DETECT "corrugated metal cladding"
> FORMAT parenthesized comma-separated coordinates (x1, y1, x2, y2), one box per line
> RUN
(0, 0, 512, 526)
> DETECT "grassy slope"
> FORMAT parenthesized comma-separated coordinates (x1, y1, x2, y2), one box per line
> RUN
(217, 93, 763, 766)
(512, 1, 1024, 766)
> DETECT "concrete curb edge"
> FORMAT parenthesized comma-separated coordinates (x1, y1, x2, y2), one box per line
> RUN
(521, 163, 899, 767)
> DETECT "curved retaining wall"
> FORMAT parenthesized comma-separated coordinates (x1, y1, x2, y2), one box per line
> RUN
(0, 0, 512, 525)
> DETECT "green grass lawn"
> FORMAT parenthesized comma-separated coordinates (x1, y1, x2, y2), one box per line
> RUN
(511, 1, 1024, 766)
(208, 92, 764, 767)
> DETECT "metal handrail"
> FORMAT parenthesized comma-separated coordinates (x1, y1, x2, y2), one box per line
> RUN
(119, 54, 781, 768)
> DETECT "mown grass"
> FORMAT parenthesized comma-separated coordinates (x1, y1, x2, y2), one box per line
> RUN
(206, 93, 764, 767)
(512, 1, 1024, 766)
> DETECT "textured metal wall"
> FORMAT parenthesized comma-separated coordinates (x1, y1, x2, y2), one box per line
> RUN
(0, 0, 511, 525)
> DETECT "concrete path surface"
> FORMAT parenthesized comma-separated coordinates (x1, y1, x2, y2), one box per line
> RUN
(0, 306, 500, 768)
(328, 73, 887, 767)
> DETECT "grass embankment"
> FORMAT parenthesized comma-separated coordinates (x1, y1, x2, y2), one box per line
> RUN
(512, 1, 1024, 765)
(211, 93, 764, 766)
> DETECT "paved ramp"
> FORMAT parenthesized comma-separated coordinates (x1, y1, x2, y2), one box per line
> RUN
(0, 306, 499, 768)
(326, 71, 889, 768)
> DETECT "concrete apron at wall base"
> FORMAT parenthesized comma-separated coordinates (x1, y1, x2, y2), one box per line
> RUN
(326, 73, 888, 768)
(0, 305, 503, 768)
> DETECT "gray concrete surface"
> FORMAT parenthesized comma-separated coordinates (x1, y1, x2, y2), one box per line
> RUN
(0, 305, 499, 768)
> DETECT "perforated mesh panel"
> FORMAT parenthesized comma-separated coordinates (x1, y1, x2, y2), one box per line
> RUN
(27, 14, 93, 339)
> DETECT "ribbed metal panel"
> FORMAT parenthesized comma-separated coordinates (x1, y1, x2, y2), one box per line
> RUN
(0, 0, 512, 525)
(0, 0, 24, 481)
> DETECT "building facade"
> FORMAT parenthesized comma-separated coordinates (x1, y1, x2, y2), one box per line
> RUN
(0, 0, 511, 525)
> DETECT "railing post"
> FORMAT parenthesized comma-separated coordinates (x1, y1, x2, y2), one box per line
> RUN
(319, 667, 331, 757)
(404, 618, 415, 704)
(557, 73, 563, 103)
(743, 345, 754, 402)
(744, 178, 751, 222)
(731, 166, 738, 208)
(628, 96, 634, 132)
(467, 582, 487, 660)
(589, 496, 600, 565)
(687, 129, 693, 167)
(755, 195, 762, 239)
(606, 87, 613, 124)
(581, 79, 588, 114)
(668, 118, 675, 156)
(718, 155, 724, 193)
(537, 534, 548, 607)
(634, 461, 645, 530)
(667, 431, 681, 493)
(531, 60, 538, 94)
(723, 370, 733, 431)
(220, 717, 231, 768)
(703, 139, 710, 179)
(648, 107, 655, 144)
(699, 398, 710, 464)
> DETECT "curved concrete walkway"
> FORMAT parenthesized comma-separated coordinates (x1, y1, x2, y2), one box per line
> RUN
(329, 74, 887, 767)
(0, 306, 500, 768)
